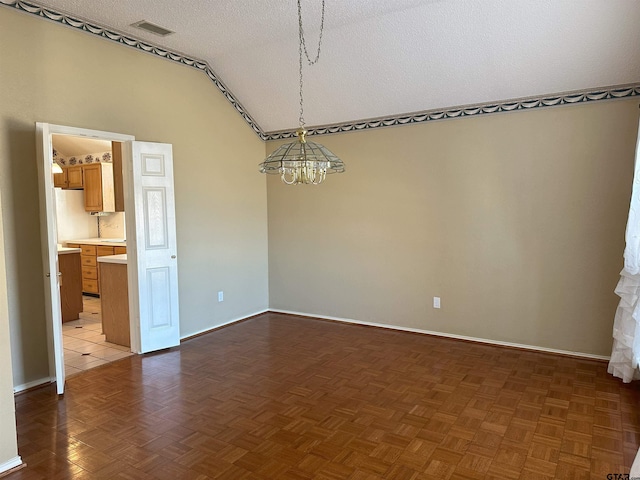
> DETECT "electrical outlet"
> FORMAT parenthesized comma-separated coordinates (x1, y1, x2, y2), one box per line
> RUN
(218, 291, 224, 302)
(433, 296, 441, 309)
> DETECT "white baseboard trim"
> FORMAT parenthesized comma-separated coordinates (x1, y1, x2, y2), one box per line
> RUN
(0, 456, 23, 475)
(13, 377, 52, 394)
(269, 309, 611, 361)
(180, 309, 269, 341)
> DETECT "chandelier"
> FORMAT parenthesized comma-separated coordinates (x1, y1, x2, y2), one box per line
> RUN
(259, 0, 345, 185)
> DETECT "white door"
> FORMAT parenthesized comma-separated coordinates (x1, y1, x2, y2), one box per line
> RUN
(123, 142, 180, 353)
(35, 123, 65, 394)
(36, 123, 135, 395)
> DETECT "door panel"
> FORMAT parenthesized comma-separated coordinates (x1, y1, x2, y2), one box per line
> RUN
(124, 141, 180, 354)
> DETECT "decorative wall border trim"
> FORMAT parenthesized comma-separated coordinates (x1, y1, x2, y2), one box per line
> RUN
(264, 83, 640, 140)
(2, 0, 639, 142)
(0, 0, 269, 139)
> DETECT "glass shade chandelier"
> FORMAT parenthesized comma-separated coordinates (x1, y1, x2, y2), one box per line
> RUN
(259, 0, 345, 185)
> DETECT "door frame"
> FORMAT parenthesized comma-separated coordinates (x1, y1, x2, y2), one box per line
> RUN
(37, 123, 135, 394)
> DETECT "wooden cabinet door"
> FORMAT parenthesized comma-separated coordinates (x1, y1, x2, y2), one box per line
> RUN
(59, 252, 82, 322)
(83, 164, 103, 211)
(53, 169, 67, 188)
(67, 166, 83, 189)
(112, 142, 125, 212)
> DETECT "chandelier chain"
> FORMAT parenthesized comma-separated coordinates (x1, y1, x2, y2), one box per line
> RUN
(297, 0, 325, 128)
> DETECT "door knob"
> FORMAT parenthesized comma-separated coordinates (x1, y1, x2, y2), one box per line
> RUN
(171, 255, 176, 259)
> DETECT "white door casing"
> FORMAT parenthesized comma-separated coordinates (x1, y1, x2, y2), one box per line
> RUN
(36, 123, 135, 394)
(35, 123, 65, 394)
(123, 142, 180, 354)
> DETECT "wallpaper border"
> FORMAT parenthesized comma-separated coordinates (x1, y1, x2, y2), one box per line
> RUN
(264, 84, 640, 141)
(2, 0, 639, 141)
(0, 0, 267, 139)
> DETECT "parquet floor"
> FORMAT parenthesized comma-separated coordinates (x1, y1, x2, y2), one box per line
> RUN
(7, 313, 640, 479)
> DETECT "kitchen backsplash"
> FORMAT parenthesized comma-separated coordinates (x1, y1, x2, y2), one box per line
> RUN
(55, 190, 99, 243)
(99, 213, 126, 239)
(55, 192, 126, 243)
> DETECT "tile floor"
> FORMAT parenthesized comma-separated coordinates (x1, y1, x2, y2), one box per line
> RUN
(62, 295, 132, 377)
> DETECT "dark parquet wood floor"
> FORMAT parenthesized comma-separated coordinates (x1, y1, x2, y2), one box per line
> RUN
(6, 313, 640, 479)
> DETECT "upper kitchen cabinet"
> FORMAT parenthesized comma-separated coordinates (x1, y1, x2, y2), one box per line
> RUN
(52, 134, 124, 212)
(112, 142, 125, 212)
(53, 165, 83, 189)
(84, 163, 116, 212)
(53, 169, 67, 188)
(67, 165, 84, 189)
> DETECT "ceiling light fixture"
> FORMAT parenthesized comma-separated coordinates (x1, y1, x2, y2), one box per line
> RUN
(259, 0, 345, 185)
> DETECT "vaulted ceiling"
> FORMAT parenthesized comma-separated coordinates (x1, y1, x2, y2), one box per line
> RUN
(7, 0, 640, 135)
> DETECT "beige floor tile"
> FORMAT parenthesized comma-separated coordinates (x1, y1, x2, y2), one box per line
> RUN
(64, 365, 83, 377)
(63, 296, 132, 374)
(101, 350, 133, 361)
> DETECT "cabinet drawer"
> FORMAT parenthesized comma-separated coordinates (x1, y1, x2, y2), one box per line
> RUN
(66, 243, 79, 248)
(81, 245, 96, 256)
(97, 246, 115, 257)
(82, 279, 99, 294)
(82, 266, 98, 280)
(81, 256, 97, 267)
(114, 246, 127, 255)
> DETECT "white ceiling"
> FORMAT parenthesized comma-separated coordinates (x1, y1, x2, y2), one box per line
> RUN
(52, 135, 111, 157)
(19, 0, 640, 133)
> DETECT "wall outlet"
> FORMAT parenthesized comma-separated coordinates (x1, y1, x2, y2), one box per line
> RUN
(218, 291, 224, 302)
(433, 296, 441, 309)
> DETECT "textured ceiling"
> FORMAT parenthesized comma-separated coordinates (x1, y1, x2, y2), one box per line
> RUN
(9, 0, 640, 133)
(52, 135, 111, 157)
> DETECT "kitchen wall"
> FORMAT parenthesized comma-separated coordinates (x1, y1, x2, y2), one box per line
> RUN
(54, 189, 98, 244)
(0, 7, 268, 389)
(266, 99, 638, 357)
(98, 213, 125, 239)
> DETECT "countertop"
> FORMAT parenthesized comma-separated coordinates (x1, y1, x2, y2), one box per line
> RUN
(97, 254, 127, 265)
(65, 238, 127, 247)
(57, 247, 81, 255)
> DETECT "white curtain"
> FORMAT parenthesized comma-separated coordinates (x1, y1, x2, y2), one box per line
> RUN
(609, 119, 640, 383)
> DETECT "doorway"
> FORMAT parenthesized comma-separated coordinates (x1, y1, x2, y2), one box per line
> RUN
(37, 123, 181, 395)
(52, 134, 133, 375)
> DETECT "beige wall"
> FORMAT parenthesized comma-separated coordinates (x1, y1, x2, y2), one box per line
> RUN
(267, 100, 639, 356)
(0, 194, 19, 469)
(0, 8, 269, 388)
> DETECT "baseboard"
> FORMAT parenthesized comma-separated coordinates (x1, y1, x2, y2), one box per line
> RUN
(180, 309, 269, 342)
(269, 309, 611, 361)
(13, 377, 51, 394)
(0, 456, 23, 477)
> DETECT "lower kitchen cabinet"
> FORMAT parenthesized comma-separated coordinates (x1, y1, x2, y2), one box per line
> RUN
(58, 250, 83, 322)
(66, 243, 126, 295)
(99, 261, 130, 347)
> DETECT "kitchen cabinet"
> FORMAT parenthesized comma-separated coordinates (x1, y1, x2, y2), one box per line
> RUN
(112, 142, 125, 212)
(83, 163, 115, 212)
(67, 242, 126, 295)
(98, 257, 130, 347)
(58, 249, 83, 322)
(53, 169, 67, 188)
(53, 165, 83, 190)
(67, 166, 84, 189)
